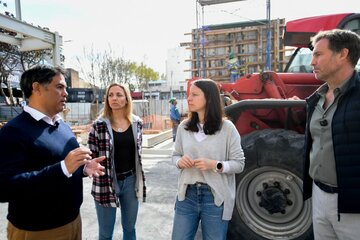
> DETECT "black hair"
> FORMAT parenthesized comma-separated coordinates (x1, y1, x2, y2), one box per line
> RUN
(185, 79, 224, 135)
(20, 65, 65, 98)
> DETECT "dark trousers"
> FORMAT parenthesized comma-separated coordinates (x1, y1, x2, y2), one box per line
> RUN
(171, 120, 180, 142)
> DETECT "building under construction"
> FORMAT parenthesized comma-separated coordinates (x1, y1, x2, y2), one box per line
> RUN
(182, 18, 291, 82)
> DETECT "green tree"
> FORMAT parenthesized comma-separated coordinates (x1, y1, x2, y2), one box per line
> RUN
(99, 50, 138, 89)
(134, 63, 159, 90)
(77, 47, 159, 92)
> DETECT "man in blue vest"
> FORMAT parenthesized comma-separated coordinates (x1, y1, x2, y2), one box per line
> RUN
(0, 65, 105, 240)
(303, 29, 360, 239)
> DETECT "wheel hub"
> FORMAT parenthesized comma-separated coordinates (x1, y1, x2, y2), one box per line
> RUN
(257, 181, 292, 214)
(235, 166, 312, 239)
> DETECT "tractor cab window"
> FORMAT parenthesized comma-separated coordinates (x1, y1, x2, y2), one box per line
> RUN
(343, 18, 360, 35)
(286, 48, 313, 73)
(286, 46, 360, 73)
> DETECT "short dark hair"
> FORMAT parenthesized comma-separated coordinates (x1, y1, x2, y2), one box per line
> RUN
(20, 65, 65, 98)
(312, 29, 360, 67)
(185, 79, 224, 135)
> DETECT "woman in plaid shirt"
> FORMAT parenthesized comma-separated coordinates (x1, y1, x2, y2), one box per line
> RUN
(87, 83, 146, 240)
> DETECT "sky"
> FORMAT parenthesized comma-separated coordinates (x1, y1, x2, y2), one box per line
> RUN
(3, 0, 360, 75)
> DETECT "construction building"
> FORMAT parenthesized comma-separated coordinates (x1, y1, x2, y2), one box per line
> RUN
(182, 18, 292, 82)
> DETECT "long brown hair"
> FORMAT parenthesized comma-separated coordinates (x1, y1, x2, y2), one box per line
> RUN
(99, 83, 133, 123)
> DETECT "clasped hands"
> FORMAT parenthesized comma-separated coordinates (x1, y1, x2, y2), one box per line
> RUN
(64, 146, 105, 178)
(178, 155, 216, 171)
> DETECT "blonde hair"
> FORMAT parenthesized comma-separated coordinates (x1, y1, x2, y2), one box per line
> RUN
(100, 83, 133, 123)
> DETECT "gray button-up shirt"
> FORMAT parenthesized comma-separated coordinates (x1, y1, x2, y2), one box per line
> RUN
(309, 79, 350, 186)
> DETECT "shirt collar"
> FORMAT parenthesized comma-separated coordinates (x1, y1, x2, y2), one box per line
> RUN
(338, 75, 352, 93)
(318, 75, 352, 97)
(23, 105, 62, 126)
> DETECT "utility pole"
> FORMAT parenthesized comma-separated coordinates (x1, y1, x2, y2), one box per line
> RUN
(196, 1, 201, 78)
(265, 0, 272, 70)
(170, 70, 173, 98)
(201, 6, 206, 78)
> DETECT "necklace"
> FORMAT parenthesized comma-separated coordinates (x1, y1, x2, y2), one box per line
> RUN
(112, 119, 127, 132)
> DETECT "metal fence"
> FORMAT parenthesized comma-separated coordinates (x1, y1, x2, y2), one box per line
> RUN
(0, 99, 188, 131)
(64, 99, 188, 130)
(0, 106, 22, 122)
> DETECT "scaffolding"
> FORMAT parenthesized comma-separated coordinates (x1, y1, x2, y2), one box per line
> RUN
(182, 18, 288, 82)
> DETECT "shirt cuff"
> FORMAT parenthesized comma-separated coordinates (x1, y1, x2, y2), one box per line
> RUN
(222, 161, 230, 173)
(61, 160, 72, 178)
(83, 164, 88, 176)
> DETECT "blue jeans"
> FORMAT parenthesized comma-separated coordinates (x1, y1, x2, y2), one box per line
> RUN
(172, 183, 229, 240)
(95, 174, 139, 240)
(230, 74, 239, 83)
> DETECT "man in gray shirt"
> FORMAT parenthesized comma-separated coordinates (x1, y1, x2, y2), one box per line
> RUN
(303, 29, 360, 239)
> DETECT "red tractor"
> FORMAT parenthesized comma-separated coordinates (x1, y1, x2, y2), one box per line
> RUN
(189, 13, 360, 240)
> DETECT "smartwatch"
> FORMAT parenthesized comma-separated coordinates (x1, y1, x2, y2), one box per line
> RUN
(215, 161, 223, 172)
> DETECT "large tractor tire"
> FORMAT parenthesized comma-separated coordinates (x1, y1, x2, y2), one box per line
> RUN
(228, 129, 313, 240)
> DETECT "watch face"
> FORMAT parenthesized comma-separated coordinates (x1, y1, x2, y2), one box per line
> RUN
(217, 162, 223, 170)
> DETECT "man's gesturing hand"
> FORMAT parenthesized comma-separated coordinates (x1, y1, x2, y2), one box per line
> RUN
(85, 156, 106, 178)
(64, 147, 93, 174)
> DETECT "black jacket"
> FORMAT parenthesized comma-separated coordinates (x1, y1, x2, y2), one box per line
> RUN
(303, 71, 360, 213)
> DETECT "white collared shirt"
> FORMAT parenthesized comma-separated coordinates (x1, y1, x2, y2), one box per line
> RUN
(23, 105, 62, 126)
(23, 106, 71, 177)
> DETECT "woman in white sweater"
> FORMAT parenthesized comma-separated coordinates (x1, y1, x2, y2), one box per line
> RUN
(171, 79, 245, 240)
